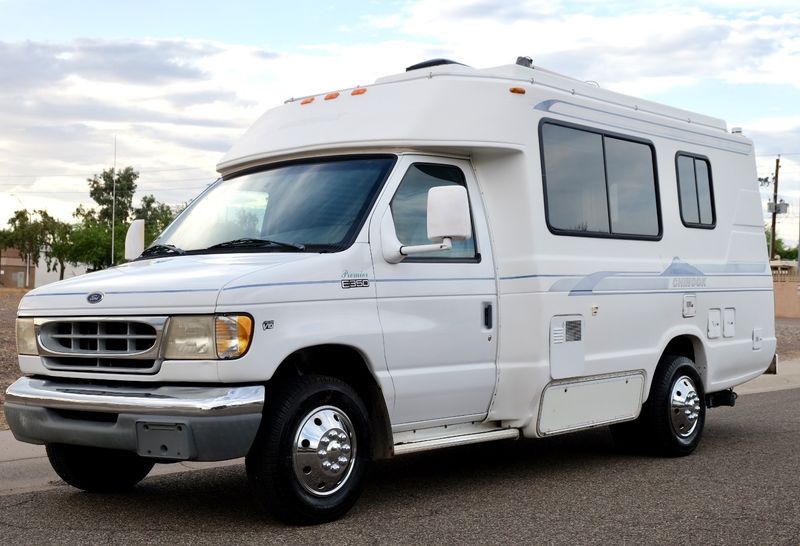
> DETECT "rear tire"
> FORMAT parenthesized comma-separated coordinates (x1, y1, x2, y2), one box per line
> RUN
(611, 355, 705, 457)
(246, 375, 371, 524)
(46, 444, 155, 492)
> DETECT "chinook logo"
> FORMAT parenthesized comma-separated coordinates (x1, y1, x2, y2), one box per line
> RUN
(87, 292, 104, 304)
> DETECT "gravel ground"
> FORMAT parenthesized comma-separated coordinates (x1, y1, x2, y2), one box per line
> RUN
(0, 287, 798, 430)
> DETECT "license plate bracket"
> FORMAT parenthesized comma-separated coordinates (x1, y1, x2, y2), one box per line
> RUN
(136, 421, 193, 460)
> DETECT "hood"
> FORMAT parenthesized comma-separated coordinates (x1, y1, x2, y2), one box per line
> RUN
(19, 253, 315, 316)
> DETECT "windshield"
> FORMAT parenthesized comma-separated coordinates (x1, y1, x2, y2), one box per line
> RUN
(153, 155, 396, 254)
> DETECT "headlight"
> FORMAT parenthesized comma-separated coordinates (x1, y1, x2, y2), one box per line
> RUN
(215, 315, 253, 359)
(164, 316, 216, 359)
(163, 314, 254, 360)
(16, 318, 38, 356)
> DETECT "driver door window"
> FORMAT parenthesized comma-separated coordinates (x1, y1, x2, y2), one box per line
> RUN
(390, 163, 477, 260)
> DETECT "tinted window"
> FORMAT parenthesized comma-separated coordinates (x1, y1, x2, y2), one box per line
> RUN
(391, 164, 476, 259)
(695, 160, 713, 224)
(541, 122, 660, 239)
(605, 137, 660, 236)
(542, 124, 608, 233)
(677, 155, 699, 224)
(676, 154, 715, 227)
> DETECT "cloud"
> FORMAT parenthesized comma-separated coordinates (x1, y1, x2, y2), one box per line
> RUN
(447, 0, 560, 21)
(164, 89, 253, 108)
(0, 38, 269, 222)
(359, 0, 800, 94)
(0, 39, 221, 91)
(1, 2, 799, 228)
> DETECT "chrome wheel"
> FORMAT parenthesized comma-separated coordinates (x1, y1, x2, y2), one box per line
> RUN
(670, 375, 701, 438)
(292, 405, 356, 497)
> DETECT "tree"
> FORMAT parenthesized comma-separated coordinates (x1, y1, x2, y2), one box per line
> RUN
(6, 209, 45, 287)
(38, 211, 75, 280)
(66, 166, 179, 269)
(69, 215, 112, 272)
(87, 167, 139, 224)
(134, 194, 178, 245)
(765, 227, 798, 261)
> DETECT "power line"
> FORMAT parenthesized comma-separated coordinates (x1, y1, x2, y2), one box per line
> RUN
(0, 166, 212, 178)
(0, 176, 214, 188)
(1, 186, 208, 195)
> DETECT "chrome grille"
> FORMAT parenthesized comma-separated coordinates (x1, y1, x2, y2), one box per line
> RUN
(36, 317, 168, 374)
(41, 321, 157, 354)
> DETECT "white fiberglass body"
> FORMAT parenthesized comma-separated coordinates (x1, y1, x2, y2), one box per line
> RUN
(14, 59, 775, 442)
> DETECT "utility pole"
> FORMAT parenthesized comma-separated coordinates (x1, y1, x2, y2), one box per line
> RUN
(111, 135, 117, 265)
(769, 155, 781, 261)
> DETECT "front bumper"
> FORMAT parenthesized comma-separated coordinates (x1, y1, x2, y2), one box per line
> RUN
(5, 377, 265, 461)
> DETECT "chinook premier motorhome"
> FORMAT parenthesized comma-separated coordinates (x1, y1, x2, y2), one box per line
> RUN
(6, 57, 776, 523)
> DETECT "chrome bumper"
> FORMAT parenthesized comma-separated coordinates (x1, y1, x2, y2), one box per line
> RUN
(4, 377, 266, 461)
(6, 377, 265, 417)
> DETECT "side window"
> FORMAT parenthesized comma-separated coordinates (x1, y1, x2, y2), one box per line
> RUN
(541, 122, 661, 239)
(390, 163, 477, 260)
(676, 153, 715, 228)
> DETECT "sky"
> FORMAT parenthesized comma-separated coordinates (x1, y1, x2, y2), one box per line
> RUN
(1, 0, 800, 244)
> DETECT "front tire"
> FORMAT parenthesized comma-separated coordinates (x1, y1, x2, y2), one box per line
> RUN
(246, 375, 371, 524)
(46, 444, 155, 492)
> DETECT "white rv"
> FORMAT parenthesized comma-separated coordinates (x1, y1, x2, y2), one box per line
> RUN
(6, 58, 776, 523)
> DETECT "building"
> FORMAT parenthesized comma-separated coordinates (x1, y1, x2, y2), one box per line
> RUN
(0, 247, 34, 288)
(34, 255, 87, 288)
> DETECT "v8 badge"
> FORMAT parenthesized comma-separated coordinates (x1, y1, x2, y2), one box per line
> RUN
(262, 320, 274, 330)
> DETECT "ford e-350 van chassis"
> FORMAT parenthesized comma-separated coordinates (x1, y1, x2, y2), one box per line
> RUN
(5, 57, 776, 524)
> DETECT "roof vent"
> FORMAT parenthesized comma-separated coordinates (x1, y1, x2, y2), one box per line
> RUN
(405, 59, 466, 72)
(516, 56, 533, 68)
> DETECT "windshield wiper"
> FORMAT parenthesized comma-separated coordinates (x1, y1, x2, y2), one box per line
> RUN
(138, 244, 185, 259)
(206, 238, 306, 251)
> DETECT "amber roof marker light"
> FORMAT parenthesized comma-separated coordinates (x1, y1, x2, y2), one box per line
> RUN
(509, 87, 526, 95)
(351, 88, 367, 96)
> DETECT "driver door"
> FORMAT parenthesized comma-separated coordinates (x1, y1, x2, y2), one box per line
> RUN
(369, 155, 498, 428)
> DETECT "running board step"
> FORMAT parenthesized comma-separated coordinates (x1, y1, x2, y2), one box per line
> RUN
(393, 428, 519, 456)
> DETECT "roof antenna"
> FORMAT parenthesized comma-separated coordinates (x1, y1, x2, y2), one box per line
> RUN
(516, 56, 533, 68)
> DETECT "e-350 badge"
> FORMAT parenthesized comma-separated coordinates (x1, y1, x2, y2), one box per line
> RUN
(341, 279, 370, 289)
(340, 270, 370, 289)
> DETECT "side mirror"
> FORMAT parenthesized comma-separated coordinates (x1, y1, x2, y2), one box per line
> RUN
(124, 219, 145, 261)
(382, 185, 472, 263)
(427, 185, 471, 242)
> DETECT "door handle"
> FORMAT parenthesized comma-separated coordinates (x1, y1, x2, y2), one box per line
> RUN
(483, 302, 493, 329)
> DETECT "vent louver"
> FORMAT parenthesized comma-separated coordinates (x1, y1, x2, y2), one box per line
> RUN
(565, 320, 582, 342)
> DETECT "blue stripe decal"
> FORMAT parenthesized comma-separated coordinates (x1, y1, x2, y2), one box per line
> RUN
(106, 289, 218, 295)
(500, 274, 582, 280)
(535, 99, 751, 155)
(225, 280, 341, 291)
(500, 273, 771, 280)
(25, 288, 219, 297)
(569, 288, 772, 296)
(225, 277, 495, 291)
(24, 292, 87, 297)
(375, 277, 495, 283)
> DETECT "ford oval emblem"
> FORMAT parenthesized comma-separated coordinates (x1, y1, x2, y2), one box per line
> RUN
(87, 292, 104, 304)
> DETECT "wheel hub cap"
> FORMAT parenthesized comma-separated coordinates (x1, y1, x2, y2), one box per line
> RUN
(292, 406, 356, 496)
(670, 375, 701, 438)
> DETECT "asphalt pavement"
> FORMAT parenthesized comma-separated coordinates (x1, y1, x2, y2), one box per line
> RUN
(1, 366, 799, 544)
